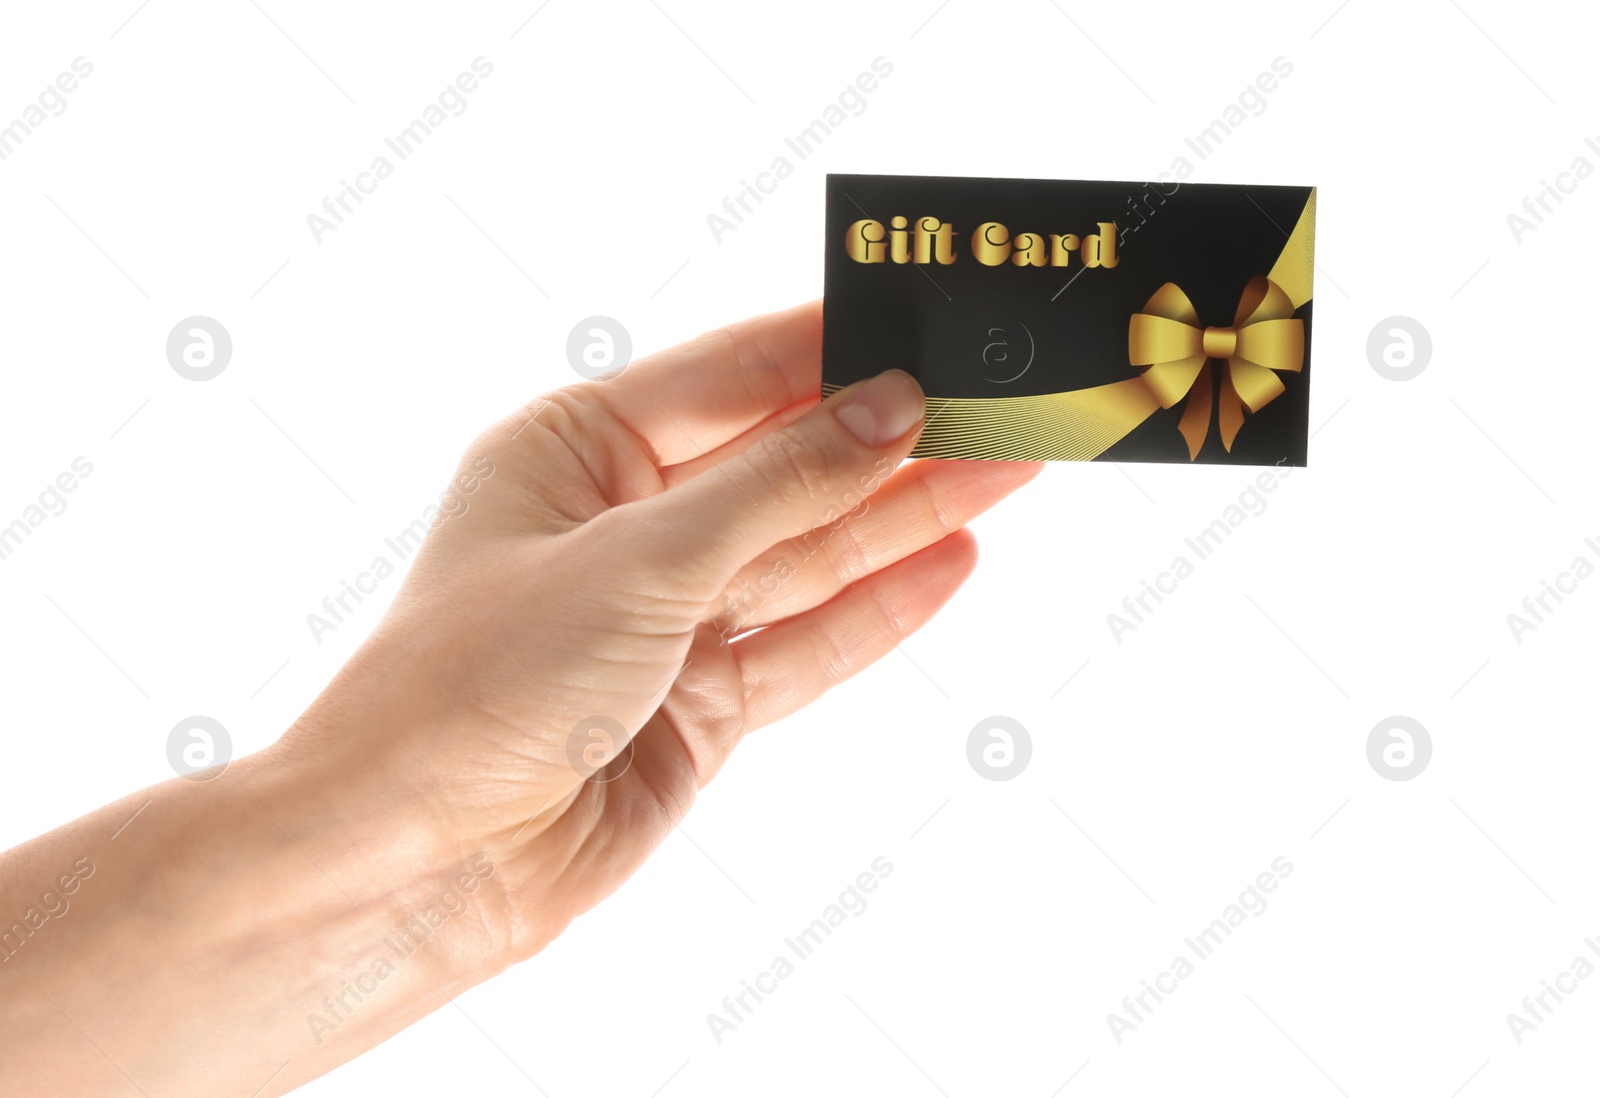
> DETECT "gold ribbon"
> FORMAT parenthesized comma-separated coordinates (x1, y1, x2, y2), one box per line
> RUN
(853, 189, 1317, 463)
(1127, 276, 1305, 460)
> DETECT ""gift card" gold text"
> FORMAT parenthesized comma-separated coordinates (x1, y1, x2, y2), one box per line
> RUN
(845, 217, 1119, 268)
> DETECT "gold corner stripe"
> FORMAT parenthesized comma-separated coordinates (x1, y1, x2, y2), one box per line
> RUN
(1267, 188, 1315, 309)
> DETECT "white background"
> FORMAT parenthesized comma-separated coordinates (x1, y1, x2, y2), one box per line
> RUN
(2, 1, 1597, 1094)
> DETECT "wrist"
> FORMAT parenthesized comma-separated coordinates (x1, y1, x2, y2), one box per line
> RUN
(276, 630, 580, 967)
(252, 727, 521, 982)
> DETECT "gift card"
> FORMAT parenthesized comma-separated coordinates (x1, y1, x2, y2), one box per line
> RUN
(821, 174, 1316, 466)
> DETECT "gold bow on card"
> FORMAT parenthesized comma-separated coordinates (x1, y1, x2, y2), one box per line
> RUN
(1127, 276, 1306, 459)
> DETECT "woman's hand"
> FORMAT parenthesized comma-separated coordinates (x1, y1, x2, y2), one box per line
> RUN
(292, 298, 1042, 957)
(0, 300, 1040, 1095)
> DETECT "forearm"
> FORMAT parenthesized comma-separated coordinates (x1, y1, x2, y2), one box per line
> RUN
(0, 736, 510, 1096)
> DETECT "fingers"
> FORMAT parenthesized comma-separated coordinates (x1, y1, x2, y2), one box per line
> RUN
(658, 399, 817, 488)
(733, 528, 978, 732)
(714, 458, 1043, 635)
(586, 300, 823, 467)
(633, 369, 928, 594)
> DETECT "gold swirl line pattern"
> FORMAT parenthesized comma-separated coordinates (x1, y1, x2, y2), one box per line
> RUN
(823, 379, 1163, 461)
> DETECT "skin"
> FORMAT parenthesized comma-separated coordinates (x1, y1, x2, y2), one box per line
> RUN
(0, 300, 1041, 1095)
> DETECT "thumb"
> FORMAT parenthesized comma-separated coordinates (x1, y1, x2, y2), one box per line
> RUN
(640, 368, 926, 587)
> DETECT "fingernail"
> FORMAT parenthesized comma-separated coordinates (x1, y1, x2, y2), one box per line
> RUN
(834, 369, 924, 447)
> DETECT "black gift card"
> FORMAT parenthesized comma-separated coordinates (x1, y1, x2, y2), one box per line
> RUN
(821, 174, 1316, 466)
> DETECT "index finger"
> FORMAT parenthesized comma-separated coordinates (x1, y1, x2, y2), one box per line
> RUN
(588, 299, 823, 467)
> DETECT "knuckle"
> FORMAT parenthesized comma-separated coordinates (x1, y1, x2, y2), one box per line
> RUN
(818, 511, 873, 584)
(545, 383, 625, 436)
(869, 581, 909, 638)
(747, 428, 837, 508)
(915, 474, 957, 537)
(483, 386, 586, 457)
(528, 386, 596, 441)
(808, 618, 857, 685)
(718, 321, 800, 414)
